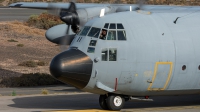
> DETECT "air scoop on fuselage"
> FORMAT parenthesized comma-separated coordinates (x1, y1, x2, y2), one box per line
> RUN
(50, 48, 93, 89)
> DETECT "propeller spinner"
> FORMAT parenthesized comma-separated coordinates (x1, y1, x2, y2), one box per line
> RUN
(60, 2, 80, 33)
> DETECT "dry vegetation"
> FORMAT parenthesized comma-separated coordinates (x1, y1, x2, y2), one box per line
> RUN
(26, 12, 63, 30)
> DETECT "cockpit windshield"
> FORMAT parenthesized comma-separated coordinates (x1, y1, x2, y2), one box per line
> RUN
(87, 27, 101, 38)
(79, 26, 91, 36)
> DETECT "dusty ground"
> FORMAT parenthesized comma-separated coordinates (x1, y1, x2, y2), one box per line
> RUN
(0, 21, 60, 78)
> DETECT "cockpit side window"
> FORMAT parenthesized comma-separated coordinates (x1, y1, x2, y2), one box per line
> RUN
(99, 29, 107, 40)
(79, 26, 91, 36)
(107, 30, 116, 40)
(87, 27, 101, 38)
(117, 30, 126, 40)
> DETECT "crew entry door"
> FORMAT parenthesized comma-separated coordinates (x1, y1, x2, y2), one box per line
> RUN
(148, 62, 173, 91)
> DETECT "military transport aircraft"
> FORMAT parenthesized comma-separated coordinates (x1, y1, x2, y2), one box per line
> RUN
(9, 1, 200, 111)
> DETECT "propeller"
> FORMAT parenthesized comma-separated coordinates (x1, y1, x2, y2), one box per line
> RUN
(47, 2, 80, 52)
(135, 0, 147, 10)
(60, 2, 80, 52)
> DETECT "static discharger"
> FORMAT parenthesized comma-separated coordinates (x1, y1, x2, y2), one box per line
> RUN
(137, 10, 151, 15)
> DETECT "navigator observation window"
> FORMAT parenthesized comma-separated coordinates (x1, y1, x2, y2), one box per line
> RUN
(79, 26, 91, 36)
(87, 27, 101, 38)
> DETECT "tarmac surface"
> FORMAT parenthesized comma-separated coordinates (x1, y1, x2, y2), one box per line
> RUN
(0, 7, 45, 21)
(1, 6, 200, 112)
(0, 85, 82, 96)
(0, 85, 200, 112)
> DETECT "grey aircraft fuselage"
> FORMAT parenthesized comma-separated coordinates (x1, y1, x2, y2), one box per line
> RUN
(55, 10, 200, 96)
(9, 2, 200, 110)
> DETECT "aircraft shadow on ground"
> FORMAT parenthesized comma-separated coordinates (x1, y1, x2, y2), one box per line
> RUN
(124, 95, 200, 109)
(8, 94, 200, 110)
(51, 88, 82, 92)
(9, 94, 100, 110)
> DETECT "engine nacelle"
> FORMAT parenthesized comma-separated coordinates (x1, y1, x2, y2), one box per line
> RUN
(45, 24, 75, 45)
(76, 6, 111, 26)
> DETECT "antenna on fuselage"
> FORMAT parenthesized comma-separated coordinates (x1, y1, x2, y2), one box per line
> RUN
(130, 6, 132, 11)
(99, 8, 105, 17)
(174, 17, 180, 24)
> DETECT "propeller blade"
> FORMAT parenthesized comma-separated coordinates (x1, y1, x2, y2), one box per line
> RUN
(47, 3, 61, 16)
(60, 2, 79, 27)
(68, 2, 76, 12)
(135, 0, 147, 10)
(60, 25, 70, 52)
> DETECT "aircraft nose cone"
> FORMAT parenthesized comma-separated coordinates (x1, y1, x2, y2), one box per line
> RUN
(50, 49, 93, 89)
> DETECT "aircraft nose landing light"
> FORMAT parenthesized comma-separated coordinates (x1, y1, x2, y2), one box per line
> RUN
(50, 49, 93, 89)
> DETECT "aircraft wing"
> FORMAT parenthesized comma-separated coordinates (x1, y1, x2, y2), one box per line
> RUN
(9, 2, 200, 13)
(9, 2, 114, 10)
